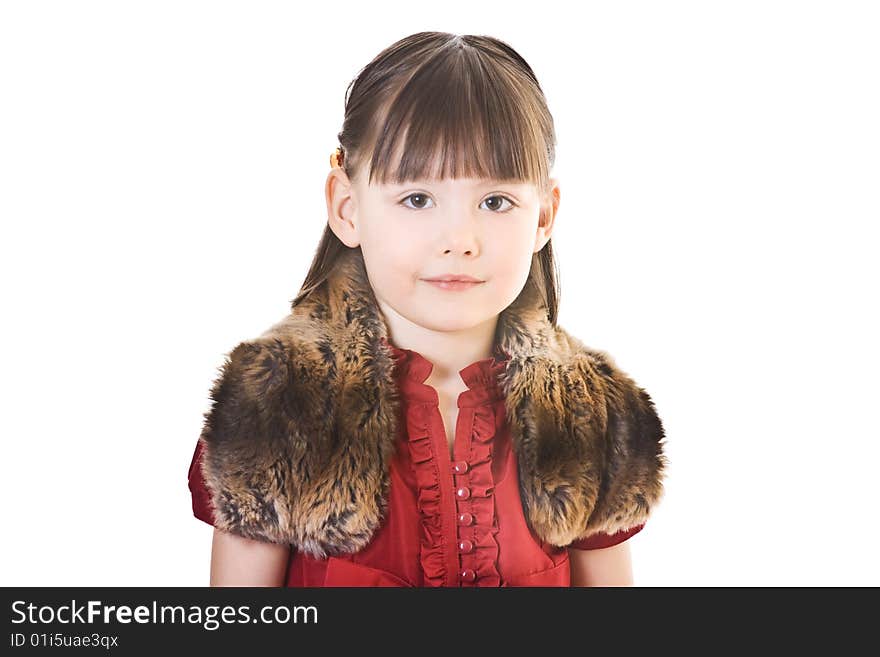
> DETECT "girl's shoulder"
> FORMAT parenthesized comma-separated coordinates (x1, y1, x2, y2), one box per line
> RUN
(195, 323, 401, 558)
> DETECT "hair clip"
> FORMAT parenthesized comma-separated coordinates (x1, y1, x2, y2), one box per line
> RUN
(330, 146, 345, 169)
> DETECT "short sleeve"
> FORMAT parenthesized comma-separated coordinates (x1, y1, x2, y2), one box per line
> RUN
(187, 439, 216, 526)
(567, 522, 645, 550)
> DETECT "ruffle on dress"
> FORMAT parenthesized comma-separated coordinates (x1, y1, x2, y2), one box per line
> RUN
(404, 402, 448, 586)
(453, 397, 502, 587)
(382, 336, 510, 587)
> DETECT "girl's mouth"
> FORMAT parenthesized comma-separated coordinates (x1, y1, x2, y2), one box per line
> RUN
(422, 280, 484, 291)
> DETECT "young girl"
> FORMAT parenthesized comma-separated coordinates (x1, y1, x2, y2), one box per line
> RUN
(188, 31, 667, 587)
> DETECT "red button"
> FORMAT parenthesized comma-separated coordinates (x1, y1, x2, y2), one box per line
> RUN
(460, 569, 476, 582)
(452, 460, 469, 474)
(455, 486, 470, 500)
(457, 512, 474, 526)
(458, 539, 474, 553)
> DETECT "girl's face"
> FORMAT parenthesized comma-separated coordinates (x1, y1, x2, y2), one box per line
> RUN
(327, 169, 559, 335)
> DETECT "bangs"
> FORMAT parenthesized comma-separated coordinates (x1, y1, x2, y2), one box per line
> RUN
(363, 42, 554, 189)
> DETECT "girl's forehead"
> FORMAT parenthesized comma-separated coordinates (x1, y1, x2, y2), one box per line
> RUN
(369, 147, 536, 188)
(379, 177, 533, 188)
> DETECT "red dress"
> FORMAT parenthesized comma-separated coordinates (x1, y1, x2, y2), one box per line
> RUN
(188, 338, 645, 586)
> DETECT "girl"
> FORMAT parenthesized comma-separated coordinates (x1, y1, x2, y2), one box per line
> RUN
(188, 31, 667, 587)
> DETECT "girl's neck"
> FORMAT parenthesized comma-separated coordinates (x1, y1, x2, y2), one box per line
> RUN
(379, 302, 499, 386)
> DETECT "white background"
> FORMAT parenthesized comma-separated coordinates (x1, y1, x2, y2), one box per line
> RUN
(2, 1, 877, 586)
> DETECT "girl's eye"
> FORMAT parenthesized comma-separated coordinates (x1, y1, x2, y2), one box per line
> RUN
(399, 193, 516, 212)
(481, 195, 516, 212)
(400, 193, 435, 210)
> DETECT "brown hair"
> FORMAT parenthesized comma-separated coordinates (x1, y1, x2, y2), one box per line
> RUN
(293, 31, 561, 325)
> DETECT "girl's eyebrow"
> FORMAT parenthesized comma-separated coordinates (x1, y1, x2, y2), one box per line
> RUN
(388, 179, 523, 188)
(481, 179, 522, 186)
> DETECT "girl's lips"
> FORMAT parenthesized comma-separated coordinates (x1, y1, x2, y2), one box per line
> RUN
(423, 279, 484, 291)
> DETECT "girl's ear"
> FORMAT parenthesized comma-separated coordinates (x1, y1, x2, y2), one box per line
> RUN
(534, 178, 560, 253)
(325, 168, 360, 248)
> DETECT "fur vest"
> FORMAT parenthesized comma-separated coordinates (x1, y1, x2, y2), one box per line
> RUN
(198, 247, 668, 560)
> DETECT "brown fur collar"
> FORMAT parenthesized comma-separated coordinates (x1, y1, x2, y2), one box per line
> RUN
(199, 247, 667, 559)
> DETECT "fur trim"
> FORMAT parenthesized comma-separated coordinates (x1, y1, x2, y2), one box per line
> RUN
(199, 247, 667, 558)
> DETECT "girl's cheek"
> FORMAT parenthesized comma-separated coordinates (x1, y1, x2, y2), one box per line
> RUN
(392, 220, 426, 241)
